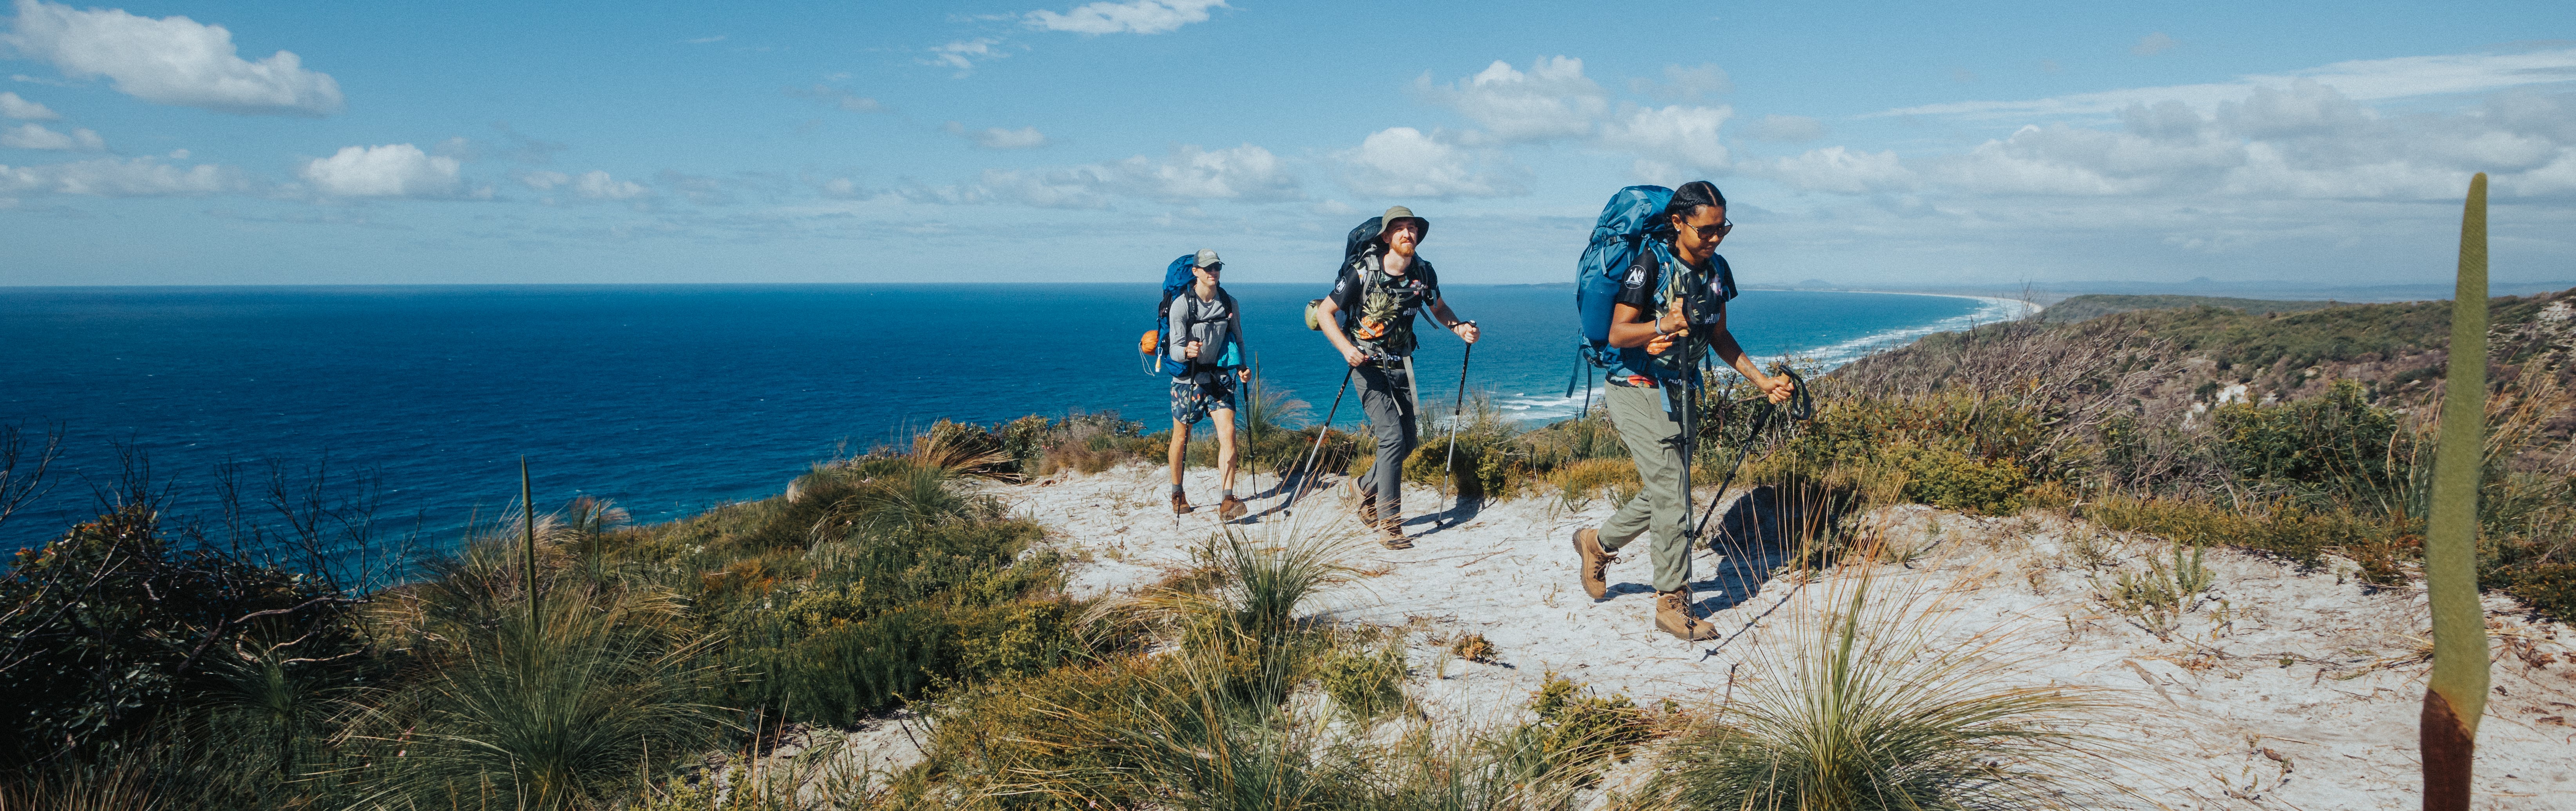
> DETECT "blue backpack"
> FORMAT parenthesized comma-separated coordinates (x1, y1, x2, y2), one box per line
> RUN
(1575, 186, 1677, 373)
(1141, 254, 1242, 377)
(1573, 185, 1737, 380)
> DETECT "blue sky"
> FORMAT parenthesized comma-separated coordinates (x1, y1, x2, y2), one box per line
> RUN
(1, 0, 2571, 287)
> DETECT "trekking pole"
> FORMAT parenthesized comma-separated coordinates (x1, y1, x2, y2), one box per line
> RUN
(1283, 365, 1356, 511)
(1693, 367, 1812, 539)
(1441, 324, 1476, 489)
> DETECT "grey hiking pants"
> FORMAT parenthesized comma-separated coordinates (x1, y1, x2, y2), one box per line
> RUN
(1597, 381, 1693, 593)
(1355, 360, 1418, 523)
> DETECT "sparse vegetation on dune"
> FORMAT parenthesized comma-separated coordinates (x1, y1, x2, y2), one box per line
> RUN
(5, 281, 2571, 809)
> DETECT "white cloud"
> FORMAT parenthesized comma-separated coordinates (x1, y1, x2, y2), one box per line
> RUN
(926, 38, 1004, 74)
(1755, 146, 1919, 194)
(1881, 47, 2576, 120)
(0, 121, 99, 150)
(906, 142, 1298, 208)
(0, 91, 57, 119)
(568, 170, 647, 200)
(2132, 32, 2177, 57)
(1025, 0, 1226, 34)
(299, 144, 463, 198)
(1746, 114, 1826, 142)
(1630, 63, 1732, 101)
(521, 169, 649, 201)
(1597, 104, 1734, 182)
(1335, 127, 1528, 199)
(1, 0, 343, 116)
(789, 84, 885, 112)
(0, 154, 240, 196)
(943, 121, 1049, 149)
(1417, 56, 1606, 143)
(1822, 80, 2576, 204)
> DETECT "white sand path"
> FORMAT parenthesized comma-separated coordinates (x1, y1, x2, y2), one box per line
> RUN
(988, 462, 2576, 809)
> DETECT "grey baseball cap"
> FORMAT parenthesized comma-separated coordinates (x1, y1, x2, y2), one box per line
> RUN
(1194, 249, 1221, 268)
(1380, 206, 1427, 239)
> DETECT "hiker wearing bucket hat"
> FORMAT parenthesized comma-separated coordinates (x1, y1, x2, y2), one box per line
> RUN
(1570, 181, 1795, 641)
(1167, 248, 1248, 521)
(1313, 206, 1481, 549)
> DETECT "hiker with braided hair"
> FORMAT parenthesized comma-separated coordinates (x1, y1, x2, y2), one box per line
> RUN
(1570, 181, 1794, 640)
(1312, 206, 1480, 549)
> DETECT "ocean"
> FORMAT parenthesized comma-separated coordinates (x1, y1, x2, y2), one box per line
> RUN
(0, 284, 2018, 549)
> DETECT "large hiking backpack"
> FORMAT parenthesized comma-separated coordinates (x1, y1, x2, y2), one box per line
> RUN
(1142, 254, 1241, 377)
(1305, 216, 1384, 331)
(1575, 186, 1678, 371)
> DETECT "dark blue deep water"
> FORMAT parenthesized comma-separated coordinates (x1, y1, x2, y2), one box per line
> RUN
(0, 284, 2005, 549)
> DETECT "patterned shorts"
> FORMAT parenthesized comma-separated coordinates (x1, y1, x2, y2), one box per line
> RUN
(1169, 372, 1239, 425)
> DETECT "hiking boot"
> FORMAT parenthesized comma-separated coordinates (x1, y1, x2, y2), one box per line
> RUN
(1572, 528, 1617, 600)
(1171, 492, 1191, 515)
(1656, 588, 1720, 641)
(1217, 495, 1247, 521)
(1353, 490, 1378, 526)
(1378, 516, 1413, 550)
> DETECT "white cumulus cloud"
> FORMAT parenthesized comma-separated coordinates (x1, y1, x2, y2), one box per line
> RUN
(925, 38, 1005, 74)
(1597, 104, 1734, 182)
(1335, 127, 1528, 199)
(521, 169, 649, 201)
(1025, 0, 1226, 34)
(1417, 56, 1606, 143)
(943, 121, 1050, 149)
(0, 91, 58, 119)
(1, 0, 344, 116)
(300, 144, 463, 198)
(904, 142, 1297, 208)
(0, 154, 240, 196)
(1753, 147, 1919, 194)
(0, 121, 100, 150)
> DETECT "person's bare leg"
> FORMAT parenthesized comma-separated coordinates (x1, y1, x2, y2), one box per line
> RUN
(1213, 409, 1238, 492)
(1212, 409, 1245, 520)
(1168, 420, 1193, 513)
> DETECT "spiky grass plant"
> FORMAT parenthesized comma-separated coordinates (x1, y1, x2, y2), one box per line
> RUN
(1651, 566, 2144, 810)
(346, 586, 723, 811)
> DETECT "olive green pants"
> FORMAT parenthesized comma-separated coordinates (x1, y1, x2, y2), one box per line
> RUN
(1596, 382, 1693, 593)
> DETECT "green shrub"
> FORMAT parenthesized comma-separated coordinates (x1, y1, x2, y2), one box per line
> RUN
(1891, 444, 2030, 515)
(1320, 640, 1408, 721)
(2212, 379, 2406, 506)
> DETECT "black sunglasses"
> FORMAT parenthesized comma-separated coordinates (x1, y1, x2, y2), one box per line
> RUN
(1196, 262, 1223, 273)
(1689, 219, 1733, 239)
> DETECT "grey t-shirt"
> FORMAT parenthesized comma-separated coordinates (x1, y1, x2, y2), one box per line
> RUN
(1167, 288, 1239, 367)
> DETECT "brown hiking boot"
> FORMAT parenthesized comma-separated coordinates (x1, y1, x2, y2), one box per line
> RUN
(1572, 528, 1617, 600)
(1353, 490, 1377, 526)
(1217, 495, 1247, 521)
(1378, 516, 1412, 549)
(1171, 491, 1191, 515)
(1656, 588, 1720, 641)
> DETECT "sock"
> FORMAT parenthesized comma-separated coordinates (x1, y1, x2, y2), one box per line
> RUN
(1171, 483, 1185, 495)
(1220, 489, 1234, 500)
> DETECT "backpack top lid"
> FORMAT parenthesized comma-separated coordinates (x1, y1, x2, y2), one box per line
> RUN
(1342, 216, 1384, 270)
(1162, 253, 1198, 301)
(1575, 185, 1677, 349)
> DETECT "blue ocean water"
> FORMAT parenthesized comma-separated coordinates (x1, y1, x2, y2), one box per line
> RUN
(0, 284, 2010, 549)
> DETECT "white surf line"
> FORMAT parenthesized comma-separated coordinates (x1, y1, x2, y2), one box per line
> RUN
(1459, 291, 2043, 425)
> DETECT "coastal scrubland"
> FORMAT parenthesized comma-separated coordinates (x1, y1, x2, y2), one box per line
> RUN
(3, 288, 2572, 809)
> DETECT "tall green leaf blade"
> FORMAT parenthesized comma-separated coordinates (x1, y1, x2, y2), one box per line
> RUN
(2422, 172, 2488, 810)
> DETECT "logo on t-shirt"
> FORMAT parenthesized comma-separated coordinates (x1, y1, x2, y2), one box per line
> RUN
(1623, 268, 1645, 290)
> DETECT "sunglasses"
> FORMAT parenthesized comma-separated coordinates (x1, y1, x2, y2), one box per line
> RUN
(1688, 219, 1733, 239)
(1196, 262, 1223, 273)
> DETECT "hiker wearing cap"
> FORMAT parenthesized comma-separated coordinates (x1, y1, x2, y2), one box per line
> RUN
(1571, 181, 1794, 641)
(1167, 249, 1248, 521)
(1313, 206, 1480, 549)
